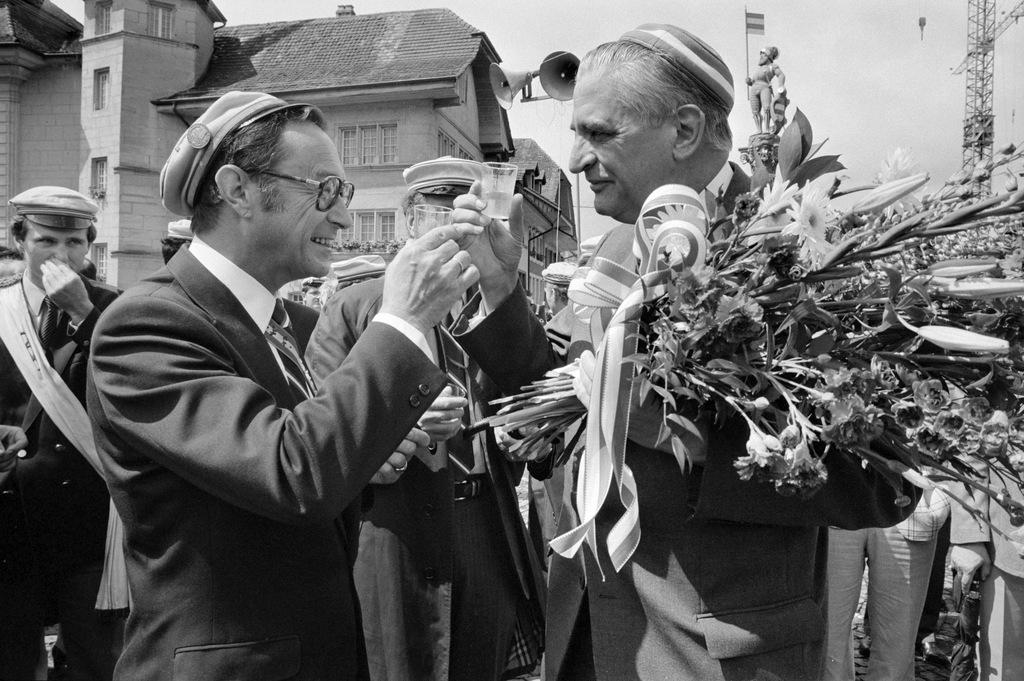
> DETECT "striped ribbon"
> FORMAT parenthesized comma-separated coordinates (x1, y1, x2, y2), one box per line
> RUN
(549, 185, 708, 572)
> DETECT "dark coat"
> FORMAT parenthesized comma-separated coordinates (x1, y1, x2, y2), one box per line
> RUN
(86, 248, 447, 681)
(305, 280, 547, 681)
(0, 275, 118, 579)
(459, 200, 918, 680)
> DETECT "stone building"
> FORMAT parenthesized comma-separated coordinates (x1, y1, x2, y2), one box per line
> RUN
(0, 0, 575, 290)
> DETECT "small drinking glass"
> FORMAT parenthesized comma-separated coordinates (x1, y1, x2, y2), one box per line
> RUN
(480, 162, 517, 220)
(408, 204, 454, 238)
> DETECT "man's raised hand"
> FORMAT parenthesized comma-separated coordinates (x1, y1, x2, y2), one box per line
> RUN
(381, 223, 482, 334)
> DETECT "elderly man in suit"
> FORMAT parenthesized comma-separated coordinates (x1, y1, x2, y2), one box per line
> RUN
(449, 24, 917, 681)
(86, 91, 482, 681)
(0, 186, 124, 680)
(305, 158, 546, 681)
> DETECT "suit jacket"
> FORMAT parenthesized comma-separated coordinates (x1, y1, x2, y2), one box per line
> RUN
(305, 279, 546, 681)
(0, 275, 118, 578)
(460, 217, 917, 680)
(86, 248, 447, 681)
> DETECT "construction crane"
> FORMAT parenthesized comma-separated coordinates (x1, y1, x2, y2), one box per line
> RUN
(953, 0, 1024, 191)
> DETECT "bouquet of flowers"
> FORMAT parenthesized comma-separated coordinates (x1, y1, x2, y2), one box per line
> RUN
(476, 110, 1024, 542)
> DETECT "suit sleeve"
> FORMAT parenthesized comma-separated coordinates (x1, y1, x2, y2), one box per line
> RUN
(456, 285, 557, 394)
(88, 292, 446, 526)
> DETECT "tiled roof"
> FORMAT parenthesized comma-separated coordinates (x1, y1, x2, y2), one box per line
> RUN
(0, 0, 81, 55)
(512, 137, 564, 203)
(173, 8, 486, 98)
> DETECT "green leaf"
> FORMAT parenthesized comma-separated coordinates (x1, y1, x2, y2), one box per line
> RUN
(787, 155, 846, 188)
(777, 108, 813, 180)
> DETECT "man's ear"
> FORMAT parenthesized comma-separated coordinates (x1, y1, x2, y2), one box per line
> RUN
(213, 164, 257, 219)
(671, 104, 705, 162)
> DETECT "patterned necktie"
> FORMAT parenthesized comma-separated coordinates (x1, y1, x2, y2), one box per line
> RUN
(437, 327, 484, 476)
(265, 300, 317, 401)
(38, 296, 64, 350)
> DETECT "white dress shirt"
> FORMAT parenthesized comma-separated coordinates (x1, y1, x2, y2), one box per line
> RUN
(188, 237, 434, 385)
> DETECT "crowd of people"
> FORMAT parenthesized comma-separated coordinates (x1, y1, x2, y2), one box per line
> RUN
(0, 21, 1018, 681)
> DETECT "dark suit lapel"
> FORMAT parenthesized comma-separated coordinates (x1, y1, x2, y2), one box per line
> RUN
(167, 249, 298, 409)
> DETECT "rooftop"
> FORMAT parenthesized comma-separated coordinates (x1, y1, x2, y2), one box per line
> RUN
(172, 8, 490, 98)
(0, 0, 81, 55)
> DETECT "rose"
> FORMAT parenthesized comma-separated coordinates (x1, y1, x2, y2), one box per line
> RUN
(912, 380, 951, 414)
(892, 403, 925, 430)
(934, 411, 966, 439)
(960, 397, 994, 425)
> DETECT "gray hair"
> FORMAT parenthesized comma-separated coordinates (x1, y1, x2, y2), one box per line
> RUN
(579, 41, 733, 152)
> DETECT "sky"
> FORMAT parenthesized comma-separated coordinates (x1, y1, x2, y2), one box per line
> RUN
(52, 0, 1024, 241)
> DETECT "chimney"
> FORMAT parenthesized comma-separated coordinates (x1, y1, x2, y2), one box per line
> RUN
(336, 5, 355, 16)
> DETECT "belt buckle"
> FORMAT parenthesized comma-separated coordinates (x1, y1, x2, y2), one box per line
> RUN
(453, 476, 483, 501)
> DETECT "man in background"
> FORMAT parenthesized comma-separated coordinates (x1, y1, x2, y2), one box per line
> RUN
(160, 218, 192, 264)
(0, 186, 123, 680)
(305, 157, 545, 681)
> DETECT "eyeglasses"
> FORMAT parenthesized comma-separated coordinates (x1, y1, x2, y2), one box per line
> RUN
(258, 170, 355, 211)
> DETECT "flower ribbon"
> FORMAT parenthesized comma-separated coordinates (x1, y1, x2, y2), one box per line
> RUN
(550, 185, 708, 572)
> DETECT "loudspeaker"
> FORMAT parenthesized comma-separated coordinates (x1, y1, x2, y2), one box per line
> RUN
(490, 63, 535, 109)
(538, 51, 579, 101)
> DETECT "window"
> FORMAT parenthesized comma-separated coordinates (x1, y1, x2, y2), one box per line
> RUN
(338, 124, 398, 166)
(340, 128, 358, 166)
(381, 126, 398, 164)
(357, 213, 376, 241)
(437, 129, 473, 160)
(148, 2, 173, 39)
(91, 243, 108, 282)
(90, 158, 108, 199)
(93, 69, 109, 110)
(380, 213, 395, 241)
(96, 2, 111, 35)
(352, 211, 396, 241)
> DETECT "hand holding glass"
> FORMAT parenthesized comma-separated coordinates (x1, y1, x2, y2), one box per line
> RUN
(480, 162, 517, 220)
(409, 205, 454, 238)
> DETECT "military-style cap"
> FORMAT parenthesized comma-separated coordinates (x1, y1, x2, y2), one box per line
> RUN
(160, 91, 313, 217)
(403, 157, 483, 195)
(10, 186, 99, 230)
(330, 255, 386, 285)
(619, 24, 734, 111)
(541, 261, 578, 287)
(166, 219, 193, 240)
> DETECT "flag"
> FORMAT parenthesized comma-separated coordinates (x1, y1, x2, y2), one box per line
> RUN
(746, 11, 765, 35)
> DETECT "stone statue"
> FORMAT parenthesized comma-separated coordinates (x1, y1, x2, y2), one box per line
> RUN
(745, 46, 786, 134)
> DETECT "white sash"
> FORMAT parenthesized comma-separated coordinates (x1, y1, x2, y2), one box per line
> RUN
(0, 281, 130, 611)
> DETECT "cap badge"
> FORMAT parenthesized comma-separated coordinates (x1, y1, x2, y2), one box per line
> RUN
(186, 123, 212, 149)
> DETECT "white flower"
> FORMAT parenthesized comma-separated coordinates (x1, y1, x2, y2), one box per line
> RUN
(759, 176, 800, 218)
(781, 180, 834, 267)
(875, 147, 920, 184)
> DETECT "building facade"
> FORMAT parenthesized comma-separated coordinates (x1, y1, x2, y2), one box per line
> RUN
(1, 0, 575, 290)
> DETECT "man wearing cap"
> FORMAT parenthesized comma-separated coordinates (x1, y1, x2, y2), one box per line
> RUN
(0, 186, 124, 680)
(451, 25, 915, 681)
(304, 157, 545, 681)
(160, 218, 193, 264)
(86, 92, 481, 681)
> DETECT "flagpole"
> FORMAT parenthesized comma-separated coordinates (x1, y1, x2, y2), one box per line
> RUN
(744, 5, 750, 95)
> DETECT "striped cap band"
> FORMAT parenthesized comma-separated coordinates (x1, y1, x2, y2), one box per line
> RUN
(619, 24, 734, 111)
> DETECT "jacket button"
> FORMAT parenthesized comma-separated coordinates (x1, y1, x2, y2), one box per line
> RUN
(424, 503, 434, 517)
(418, 384, 431, 396)
(423, 567, 436, 581)
(60, 479, 72, 487)
(54, 443, 67, 453)
(1, 489, 15, 496)
(409, 395, 421, 408)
